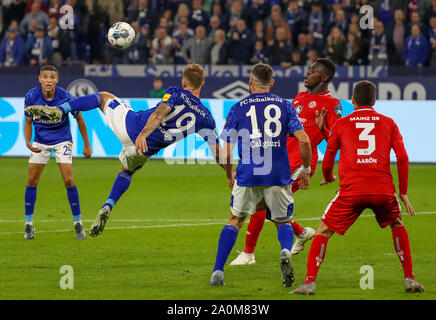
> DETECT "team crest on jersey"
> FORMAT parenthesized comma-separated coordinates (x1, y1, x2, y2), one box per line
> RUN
(295, 105, 304, 115)
(308, 101, 317, 108)
(335, 104, 342, 116)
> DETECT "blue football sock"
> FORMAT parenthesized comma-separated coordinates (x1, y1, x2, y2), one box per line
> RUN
(60, 93, 102, 113)
(103, 172, 132, 210)
(213, 224, 239, 272)
(66, 185, 81, 222)
(25, 186, 37, 223)
(277, 223, 294, 251)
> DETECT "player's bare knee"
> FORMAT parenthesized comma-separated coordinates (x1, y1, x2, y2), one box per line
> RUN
(63, 178, 75, 188)
(228, 214, 245, 230)
(389, 218, 404, 229)
(27, 177, 39, 187)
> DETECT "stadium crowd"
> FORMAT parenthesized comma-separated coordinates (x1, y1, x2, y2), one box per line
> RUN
(0, 0, 436, 68)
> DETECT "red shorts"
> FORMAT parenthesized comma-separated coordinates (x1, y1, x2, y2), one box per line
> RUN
(321, 192, 401, 235)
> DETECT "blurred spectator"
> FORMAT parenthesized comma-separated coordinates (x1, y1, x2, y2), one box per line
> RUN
(306, 49, 319, 66)
(424, 0, 436, 22)
(306, 32, 324, 55)
(150, 26, 173, 64)
(407, 0, 419, 21)
(0, 26, 25, 67)
(227, 19, 252, 64)
(25, 24, 52, 66)
(19, 1, 49, 35)
(149, 76, 166, 98)
(308, 1, 324, 42)
(409, 12, 426, 36)
(173, 22, 192, 64)
(343, 31, 362, 65)
(126, 0, 139, 22)
(325, 26, 346, 65)
(296, 33, 308, 58)
(404, 24, 429, 67)
(174, 2, 190, 30)
(228, 0, 243, 31)
(87, 0, 109, 63)
(47, 16, 61, 66)
(48, 0, 61, 19)
(327, 9, 348, 36)
(266, 5, 291, 46)
(189, 0, 209, 30)
(162, 9, 174, 33)
(250, 39, 268, 64)
(386, 9, 406, 66)
(429, 15, 436, 66)
(128, 22, 150, 64)
(98, 0, 124, 25)
(268, 26, 293, 68)
(208, 15, 222, 40)
(252, 20, 266, 46)
(211, 2, 228, 31)
(130, 0, 156, 30)
(368, 20, 388, 65)
(291, 49, 303, 65)
(210, 29, 227, 65)
(286, 0, 306, 42)
(182, 25, 213, 64)
(243, 0, 270, 30)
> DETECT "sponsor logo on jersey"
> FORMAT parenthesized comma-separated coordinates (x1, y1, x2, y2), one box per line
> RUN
(295, 105, 304, 115)
(335, 104, 342, 116)
(308, 101, 317, 108)
(162, 94, 171, 102)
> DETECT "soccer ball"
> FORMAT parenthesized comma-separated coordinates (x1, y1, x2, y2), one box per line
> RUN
(107, 22, 135, 49)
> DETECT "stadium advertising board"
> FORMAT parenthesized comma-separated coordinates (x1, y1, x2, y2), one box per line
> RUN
(0, 98, 434, 162)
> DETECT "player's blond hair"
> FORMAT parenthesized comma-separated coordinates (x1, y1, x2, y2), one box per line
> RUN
(183, 64, 205, 90)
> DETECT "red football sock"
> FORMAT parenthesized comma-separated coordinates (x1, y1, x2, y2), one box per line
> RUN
(304, 235, 329, 284)
(392, 226, 415, 279)
(243, 210, 267, 254)
(291, 219, 305, 237)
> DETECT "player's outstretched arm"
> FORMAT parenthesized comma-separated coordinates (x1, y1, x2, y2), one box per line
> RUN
(135, 103, 172, 155)
(293, 129, 311, 189)
(75, 113, 92, 158)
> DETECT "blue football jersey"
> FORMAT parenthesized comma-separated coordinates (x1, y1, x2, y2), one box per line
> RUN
(126, 86, 218, 157)
(220, 92, 303, 187)
(24, 86, 78, 145)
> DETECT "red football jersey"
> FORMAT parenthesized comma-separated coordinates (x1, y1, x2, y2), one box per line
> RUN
(323, 106, 409, 196)
(287, 90, 342, 169)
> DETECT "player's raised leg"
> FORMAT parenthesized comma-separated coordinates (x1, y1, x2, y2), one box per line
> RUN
(24, 163, 45, 239)
(90, 166, 134, 237)
(58, 162, 86, 240)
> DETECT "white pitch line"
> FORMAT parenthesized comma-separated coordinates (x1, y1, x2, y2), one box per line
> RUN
(0, 218, 229, 223)
(0, 211, 434, 236)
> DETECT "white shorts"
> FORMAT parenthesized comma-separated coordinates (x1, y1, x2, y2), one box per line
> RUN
(103, 97, 148, 172)
(230, 181, 294, 223)
(29, 141, 73, 164)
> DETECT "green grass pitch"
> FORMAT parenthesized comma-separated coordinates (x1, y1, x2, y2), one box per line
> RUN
(0, 157, 435, 300)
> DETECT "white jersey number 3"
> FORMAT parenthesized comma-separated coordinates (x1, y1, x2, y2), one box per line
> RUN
(356, 122, 375, 155)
